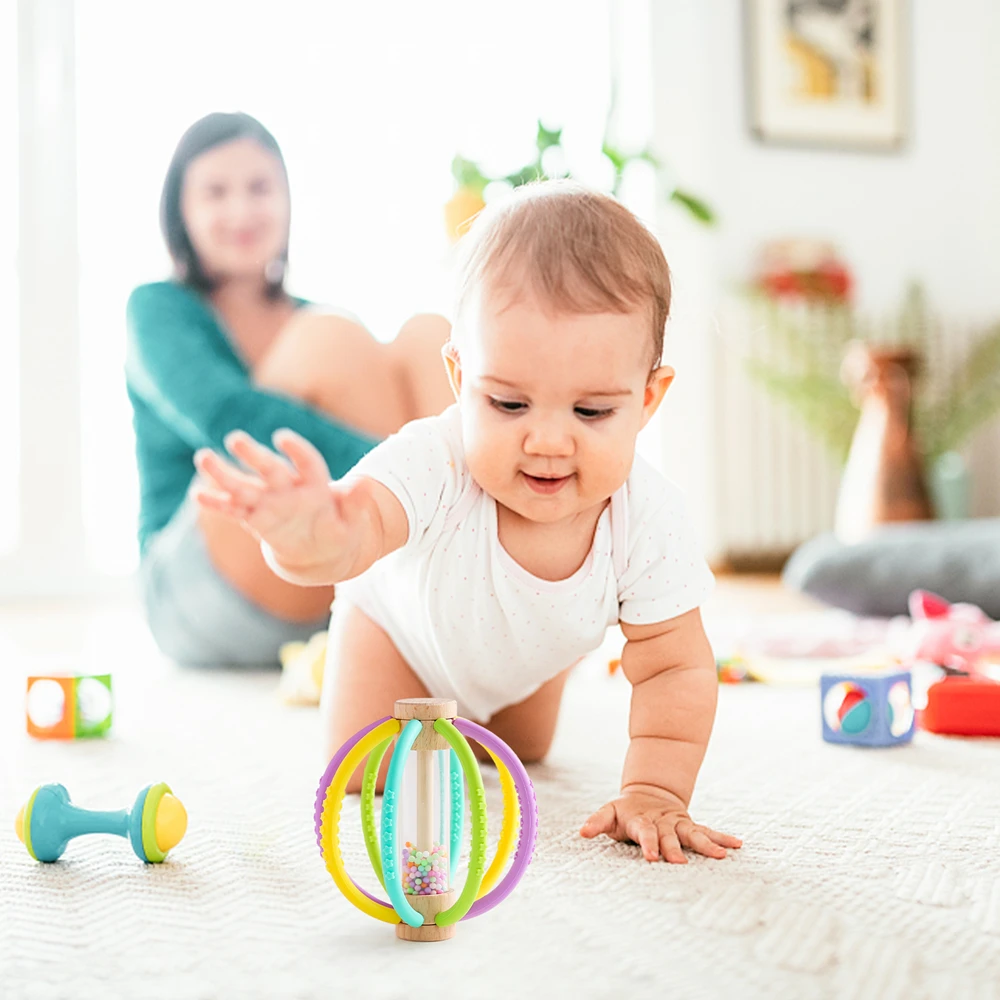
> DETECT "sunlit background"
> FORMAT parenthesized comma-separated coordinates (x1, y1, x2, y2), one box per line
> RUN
(4, 0, 1000, 598)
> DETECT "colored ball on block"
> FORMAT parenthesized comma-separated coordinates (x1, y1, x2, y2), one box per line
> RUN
(824, 682, 872, 734)
(821, 670, 915, 747)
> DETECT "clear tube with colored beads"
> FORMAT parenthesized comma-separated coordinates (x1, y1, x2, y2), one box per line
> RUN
(400, 747, 450, 894)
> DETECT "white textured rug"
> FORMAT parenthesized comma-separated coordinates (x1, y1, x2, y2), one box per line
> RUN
(1, 600, 1000, 1000)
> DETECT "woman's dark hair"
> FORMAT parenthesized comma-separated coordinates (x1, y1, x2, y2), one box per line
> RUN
(160, 111, 289, 298)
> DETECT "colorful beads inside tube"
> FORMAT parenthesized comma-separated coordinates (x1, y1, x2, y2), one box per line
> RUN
(402, 843, 449, 895)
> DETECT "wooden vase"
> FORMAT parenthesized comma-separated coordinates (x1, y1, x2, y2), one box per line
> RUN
(834, 343, 934, 543)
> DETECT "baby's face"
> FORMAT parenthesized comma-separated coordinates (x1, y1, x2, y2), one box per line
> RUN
(445, 287, 672, 526)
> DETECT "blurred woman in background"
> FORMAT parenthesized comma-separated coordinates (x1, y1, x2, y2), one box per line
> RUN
(126, 111, 452, 666)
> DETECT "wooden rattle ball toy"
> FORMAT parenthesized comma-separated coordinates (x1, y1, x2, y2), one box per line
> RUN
(14, 783, 187, 863)
(315, 698, 537, 942)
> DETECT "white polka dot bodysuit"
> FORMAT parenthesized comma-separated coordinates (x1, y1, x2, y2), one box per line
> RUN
(334, 405, 714, 722)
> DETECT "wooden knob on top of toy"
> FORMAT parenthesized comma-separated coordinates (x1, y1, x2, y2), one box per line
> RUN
(394, 698, 457, 721)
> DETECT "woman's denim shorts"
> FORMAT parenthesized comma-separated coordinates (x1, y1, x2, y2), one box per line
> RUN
(138, 496, 330, 667)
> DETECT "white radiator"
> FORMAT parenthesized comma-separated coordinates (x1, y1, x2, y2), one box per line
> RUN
(712, 299, 844, 566)
(710, 297, 1000, 566)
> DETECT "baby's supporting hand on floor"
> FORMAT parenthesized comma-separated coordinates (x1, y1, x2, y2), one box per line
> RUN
(579, 608, 743, 863)
(580, 787, 741, 864)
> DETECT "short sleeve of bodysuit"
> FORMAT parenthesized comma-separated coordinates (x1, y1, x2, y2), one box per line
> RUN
(617, 459, 715, 626)
(345, 405, 469, 551)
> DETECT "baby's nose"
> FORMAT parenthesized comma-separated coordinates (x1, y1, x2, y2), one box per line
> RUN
(523, 419, 575, 456)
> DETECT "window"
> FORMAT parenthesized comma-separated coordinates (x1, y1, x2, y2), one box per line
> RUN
(0, 1, 18, 557)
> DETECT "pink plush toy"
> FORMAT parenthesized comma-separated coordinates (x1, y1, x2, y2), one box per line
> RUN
(897, 590, 1000, 675)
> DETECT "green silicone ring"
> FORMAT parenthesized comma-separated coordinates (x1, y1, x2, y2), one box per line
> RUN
(361, 734, 395, 889)
(432, 719, 488, 927)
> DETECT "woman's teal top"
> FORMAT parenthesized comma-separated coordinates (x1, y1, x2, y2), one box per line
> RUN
(125, 281, 379, 555)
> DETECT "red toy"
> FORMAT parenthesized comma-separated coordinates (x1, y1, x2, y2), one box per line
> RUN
(920, 676, 1000, 737)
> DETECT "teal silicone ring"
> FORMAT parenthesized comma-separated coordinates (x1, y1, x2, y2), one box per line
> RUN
(380, 718, 424, 927)
(448, 748, 463, 886)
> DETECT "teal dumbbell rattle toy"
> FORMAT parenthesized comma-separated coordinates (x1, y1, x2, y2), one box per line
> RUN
(15, 783, 187, 863)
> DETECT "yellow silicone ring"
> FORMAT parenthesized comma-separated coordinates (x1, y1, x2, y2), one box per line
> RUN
(320, 719, 402, 924)
(477, 749, 519, 898)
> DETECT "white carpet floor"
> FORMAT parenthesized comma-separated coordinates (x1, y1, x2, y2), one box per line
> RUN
(1, 595, 999, 1000)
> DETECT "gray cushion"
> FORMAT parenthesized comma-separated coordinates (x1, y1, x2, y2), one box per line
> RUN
(783, 519, 1000, 618)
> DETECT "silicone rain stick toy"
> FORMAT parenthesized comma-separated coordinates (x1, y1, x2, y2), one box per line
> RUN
(315, 698, 537, 942)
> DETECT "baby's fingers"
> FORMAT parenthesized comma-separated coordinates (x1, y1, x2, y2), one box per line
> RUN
(580, 803, 616, 839)
(192, 486, 253, 522)
(676, 820, 728, 860)
(656, 820, 687, 865)
(273, 429, 332, 486)
(625, 815, 661, 863)
(226, 431, 297, 488)
(195, 450, 264, 507)
(703, 827, 742, 850)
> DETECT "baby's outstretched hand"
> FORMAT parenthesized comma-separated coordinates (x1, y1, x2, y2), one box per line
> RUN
(193, 429, 367, 577)
(580, 789, 742, 864)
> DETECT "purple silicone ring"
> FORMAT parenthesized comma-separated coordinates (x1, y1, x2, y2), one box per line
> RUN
(314, 716, 395, 909)
(454, 718, 538, 920)
(314, 716, 391, 848)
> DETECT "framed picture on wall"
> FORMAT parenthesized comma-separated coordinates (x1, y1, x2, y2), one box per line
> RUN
(745, 0, 907, 150)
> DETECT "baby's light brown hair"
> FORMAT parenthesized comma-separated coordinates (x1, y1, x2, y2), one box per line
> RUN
(454, 180, 671, 372)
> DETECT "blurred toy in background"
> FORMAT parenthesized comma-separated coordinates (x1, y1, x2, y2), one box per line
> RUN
(888, 590, 1000, 738)
(716, 657, 751, 684)
(278, 632, 327, 705)
(821, 670, 915, 747)
(920, 676, 1000, 737)
(25, 673, 113, 739)
(752, 239, 853, 304)
(892, 589, 1000, 677)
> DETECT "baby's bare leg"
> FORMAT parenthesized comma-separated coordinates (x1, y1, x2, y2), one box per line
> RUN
(321, 601, 574, 788)
(385, 313, 455, 420)
(480, 666, 573, 764)
(321, 603, 431, 791)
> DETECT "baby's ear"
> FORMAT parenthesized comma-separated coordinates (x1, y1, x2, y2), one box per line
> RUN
(442, 341, 462, 399)
(640, 366, 674, 425)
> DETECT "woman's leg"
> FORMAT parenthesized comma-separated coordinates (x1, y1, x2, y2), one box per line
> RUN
(197, 310, 453, 623)
(322, 603, 572, 791)
(385, 313, 455, 420)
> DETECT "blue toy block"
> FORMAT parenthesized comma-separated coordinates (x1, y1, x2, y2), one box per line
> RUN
(820, 670, 915, 746)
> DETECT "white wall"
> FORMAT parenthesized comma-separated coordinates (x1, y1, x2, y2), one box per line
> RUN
(650, 0, 1000, 560)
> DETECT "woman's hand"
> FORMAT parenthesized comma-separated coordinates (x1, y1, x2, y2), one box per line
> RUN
(193, 429, 372, 582)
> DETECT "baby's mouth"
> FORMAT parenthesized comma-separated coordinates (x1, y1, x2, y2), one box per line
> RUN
(523, 472, 573, 495)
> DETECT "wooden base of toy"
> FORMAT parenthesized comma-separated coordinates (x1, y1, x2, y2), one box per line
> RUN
(395, 888, 457, 941)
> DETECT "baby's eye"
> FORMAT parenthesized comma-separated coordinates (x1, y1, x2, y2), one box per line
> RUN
(575, 406, 615, 420)
(489, 397, 526, 413)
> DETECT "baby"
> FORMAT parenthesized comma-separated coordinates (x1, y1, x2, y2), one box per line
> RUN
(195, 181, 741, 864)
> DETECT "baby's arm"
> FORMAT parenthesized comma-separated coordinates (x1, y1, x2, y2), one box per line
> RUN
(194, 429, 407, 586)
(580, 608, 742, 863)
